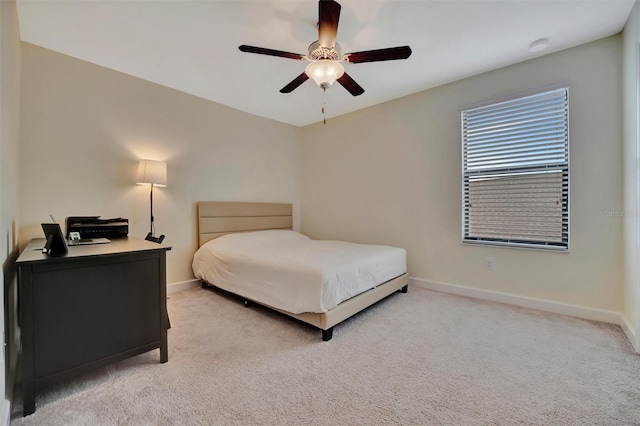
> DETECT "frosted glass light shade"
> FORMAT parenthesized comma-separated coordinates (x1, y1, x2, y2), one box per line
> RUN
(136, 160, 167, 187)
(305, 60, 344, 88)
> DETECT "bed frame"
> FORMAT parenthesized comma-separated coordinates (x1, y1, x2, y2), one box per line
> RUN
(197, 201, 409, 341)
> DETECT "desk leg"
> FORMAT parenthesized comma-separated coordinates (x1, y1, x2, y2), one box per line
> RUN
(23, 384, 35, 416)
(160, 338, 168, 363)
(159, 253, 168, 364)
(20, 267, 36, 416)
(160, 311, 168, 363)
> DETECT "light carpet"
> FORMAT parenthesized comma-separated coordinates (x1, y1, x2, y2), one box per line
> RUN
(11, 286, 640, 425)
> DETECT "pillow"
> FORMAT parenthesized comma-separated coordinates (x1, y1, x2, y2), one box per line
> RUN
(207, 230, 309, 250)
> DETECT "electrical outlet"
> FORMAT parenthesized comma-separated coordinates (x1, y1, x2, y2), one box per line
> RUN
(484, 257, 494, 270)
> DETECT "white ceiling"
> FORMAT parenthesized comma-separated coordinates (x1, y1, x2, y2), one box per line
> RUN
(16, 0, 636, 127)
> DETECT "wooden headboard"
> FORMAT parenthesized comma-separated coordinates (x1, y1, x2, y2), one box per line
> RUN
(197, 201, 293, 247)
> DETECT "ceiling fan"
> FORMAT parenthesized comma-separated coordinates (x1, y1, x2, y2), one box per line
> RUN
(238, 0, 412, 97)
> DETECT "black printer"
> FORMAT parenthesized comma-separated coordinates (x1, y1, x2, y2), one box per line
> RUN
(65, 216, 129, 239)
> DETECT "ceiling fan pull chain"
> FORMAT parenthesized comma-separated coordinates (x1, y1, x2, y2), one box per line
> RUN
(322, 87, 327, 124)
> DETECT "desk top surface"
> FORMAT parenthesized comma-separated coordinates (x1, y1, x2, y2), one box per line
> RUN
(17, 236, 171, 264)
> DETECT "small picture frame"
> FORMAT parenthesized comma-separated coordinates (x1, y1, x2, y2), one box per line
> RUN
(41, 223, 69, 255)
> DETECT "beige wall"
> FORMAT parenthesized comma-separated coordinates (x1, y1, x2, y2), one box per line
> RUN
(19, 43, 301, 284)
(623, 0, 640, 350)
(301, 36, 623, 313)
(0, 0, 21, 421)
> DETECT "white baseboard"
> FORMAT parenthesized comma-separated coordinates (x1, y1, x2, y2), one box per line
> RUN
(1, 399, 10, 426)
(410, 277, 630, 332)
(167, 279, 200, 294)
(620, 314, 639, 352)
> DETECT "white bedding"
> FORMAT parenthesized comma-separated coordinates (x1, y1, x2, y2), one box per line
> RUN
(192, 230, 407, 314)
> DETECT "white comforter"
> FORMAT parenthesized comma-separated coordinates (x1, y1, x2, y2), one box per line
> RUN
(192, 230, 407, 314)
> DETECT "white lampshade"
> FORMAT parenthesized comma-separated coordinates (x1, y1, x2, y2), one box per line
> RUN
(305, 60, 344, 89)
(136, 160, 167, 187)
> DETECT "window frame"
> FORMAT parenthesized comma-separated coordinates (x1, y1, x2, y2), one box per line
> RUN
(460, 85, 570, 251)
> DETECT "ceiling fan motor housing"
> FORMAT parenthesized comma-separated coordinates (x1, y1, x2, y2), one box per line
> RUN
(308, 41, 341, 61)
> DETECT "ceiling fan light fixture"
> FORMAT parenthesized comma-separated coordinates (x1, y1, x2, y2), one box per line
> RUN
(305, 60, 344, 89)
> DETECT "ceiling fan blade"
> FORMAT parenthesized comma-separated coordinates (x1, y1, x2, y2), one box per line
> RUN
(318, 0, 341, 49)
(280, 73, 310, 93)
(344, 46, 412, 63)
(239, 45, 305, 61)
(337, 72, 364, 96)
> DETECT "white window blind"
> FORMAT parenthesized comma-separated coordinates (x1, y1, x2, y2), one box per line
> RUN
(462, 88, 569, 250)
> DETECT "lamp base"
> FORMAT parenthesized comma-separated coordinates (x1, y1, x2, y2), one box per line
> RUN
(145, 233, 165, 244)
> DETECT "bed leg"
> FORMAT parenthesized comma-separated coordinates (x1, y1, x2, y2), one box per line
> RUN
(201, 281, 207, 289)
(322, 328, 334, 342)
(400, 285, 408, 293)
(244, 300, 251, 308)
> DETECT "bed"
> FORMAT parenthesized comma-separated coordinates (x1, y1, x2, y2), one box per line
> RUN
(193, 201, 409, 341)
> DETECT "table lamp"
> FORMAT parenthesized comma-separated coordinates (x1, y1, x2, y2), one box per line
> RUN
(136, 159, 167, 243)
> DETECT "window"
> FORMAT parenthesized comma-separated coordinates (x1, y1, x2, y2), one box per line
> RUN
(462, 87, 569, 250)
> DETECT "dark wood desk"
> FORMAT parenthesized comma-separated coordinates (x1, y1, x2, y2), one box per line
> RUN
(16, 237, 171, 416)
